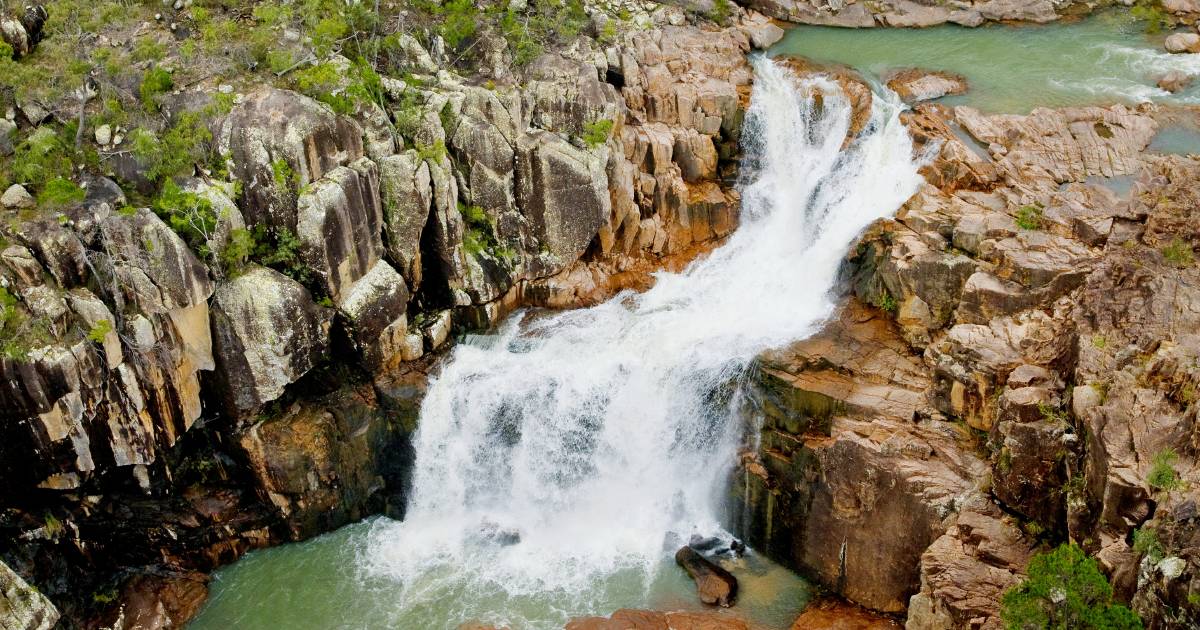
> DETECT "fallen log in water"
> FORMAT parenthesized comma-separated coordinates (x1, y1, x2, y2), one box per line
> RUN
(675, 546, 738, 608)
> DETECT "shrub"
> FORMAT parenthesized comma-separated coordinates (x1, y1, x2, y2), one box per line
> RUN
(152, 181, 219, 258)
(1016, 204, 1043, 230)
(1001, 544, 1142, 630)
(139, 67, 174, 111)
(710, 0, 733, 24)
(582, 119, 614, 148)
(1132, 527, 1164, 564)
(86, 319, 113, 344)
(1162, 238, 1194, 268)
(1147, 447, 1182, 492)
(10, 127, 73, 189)
(0, 40, 13, 60)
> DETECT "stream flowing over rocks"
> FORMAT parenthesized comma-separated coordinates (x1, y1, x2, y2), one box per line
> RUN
(5, 1, 1200, 629)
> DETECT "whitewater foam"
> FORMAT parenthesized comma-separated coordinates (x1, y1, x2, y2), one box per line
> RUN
(358, 57, 926, 629)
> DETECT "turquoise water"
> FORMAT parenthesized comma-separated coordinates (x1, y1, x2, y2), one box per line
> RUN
(769, 12, 1200, 113)
(189, 518, 813, 629)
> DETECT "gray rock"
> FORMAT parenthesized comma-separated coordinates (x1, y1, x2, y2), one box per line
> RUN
(216, 87, 365, 230)
(296, 158, 384, 302)
(0, 560, 58, 630)
(515, 131, 610, 272)
(2, 184, 34, 209)
(209, 266, 332, 414)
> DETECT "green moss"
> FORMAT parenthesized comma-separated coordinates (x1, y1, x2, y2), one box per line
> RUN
(1002, 544, 1142, 630)
(710, 0, 733, 24)
(1132, 0, 1171, 33)
(416, 140, 448, 164)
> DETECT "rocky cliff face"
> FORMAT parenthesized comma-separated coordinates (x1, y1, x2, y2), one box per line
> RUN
(733, 60, 1200, 629)
(0, 2, 782, 626)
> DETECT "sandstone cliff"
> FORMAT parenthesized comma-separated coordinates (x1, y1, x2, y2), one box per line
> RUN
(733, 60, 1200, 629)
(0, 2, 782, 625)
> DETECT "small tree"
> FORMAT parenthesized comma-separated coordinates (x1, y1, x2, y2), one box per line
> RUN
(1002, 544, 1142, 630)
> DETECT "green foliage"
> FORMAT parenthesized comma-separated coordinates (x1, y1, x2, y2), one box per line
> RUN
(582, 119, 615, 148)
(220, 227, 257, 276)
(86, 319, 113, 344)
(416, 140, 448, 164)
(291, 60, 385, 115)
(496, 0, 589, 67)
(271, 159, 297, 192)
(1016, 204, 1044, 230)
(1038, 402, 1068, 423)
(152, 181, 219, 258)
(710, 0, 733, 24)
(870, 290, 898, 313)
(250, 225, 309, 282)
(1133, 526, 1164, 563)
(1162, 238, 1195, 268)
(312, 16, 350, 56)
(139, 67, 174, 112)
(1092, 335, 1107, 349)
(1148, 448, 1183, 492)
(0, 40, 13, 61)
(430, 0, 479, 49)
(9, 127, 73, 191)
(1001, 544, 1142, 630)
(130, 111, 215, 183)
(393, 90, 428, 139)
(37, 177, 86, 208)
(0, 287, 49, 361)
(1131, 0, 1171, 33)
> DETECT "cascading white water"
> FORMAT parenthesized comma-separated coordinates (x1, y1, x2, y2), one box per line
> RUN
(359, 57, 925, 628)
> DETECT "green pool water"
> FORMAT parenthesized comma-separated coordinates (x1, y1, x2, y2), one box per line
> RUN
(769, 12, 1200, 113)
(189, 518, 813, 630)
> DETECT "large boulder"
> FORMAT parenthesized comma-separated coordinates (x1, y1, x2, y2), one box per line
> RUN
(0, 560, 57, 630)
(296, 158, 384, 301)
(209, 266, 332, 415)
(237, 387, 409, 539)
(515, 131, 611, 271)
(216, 87, 364, 230)
(886, 69, 968, 104)
(735, 300, 985, 613)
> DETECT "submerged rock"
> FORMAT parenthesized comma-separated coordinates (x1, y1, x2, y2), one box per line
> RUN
(567, 608, 749, 630)
(675, 546, 738, 608)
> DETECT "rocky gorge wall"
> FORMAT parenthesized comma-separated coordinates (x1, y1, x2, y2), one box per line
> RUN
(0, 2, 786, 626)
(732, 58, 1200, 629)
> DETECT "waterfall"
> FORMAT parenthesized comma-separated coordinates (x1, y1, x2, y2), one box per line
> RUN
(358, 57, 925, 628)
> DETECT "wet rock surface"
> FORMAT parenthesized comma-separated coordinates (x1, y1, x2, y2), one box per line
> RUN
(0, 4, 773, 626)
(734, 65, 1200, 629)
(676, 546, 740, 607)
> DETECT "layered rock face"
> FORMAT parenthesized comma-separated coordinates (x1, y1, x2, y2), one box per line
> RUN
(734, 61, 1200, 628)
(0, 4, 779, 626)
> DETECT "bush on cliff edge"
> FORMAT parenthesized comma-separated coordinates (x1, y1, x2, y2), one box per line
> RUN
(1002, 543, 1142, 630)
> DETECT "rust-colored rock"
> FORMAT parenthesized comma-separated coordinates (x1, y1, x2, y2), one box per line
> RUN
(675, 546, 739, 608)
